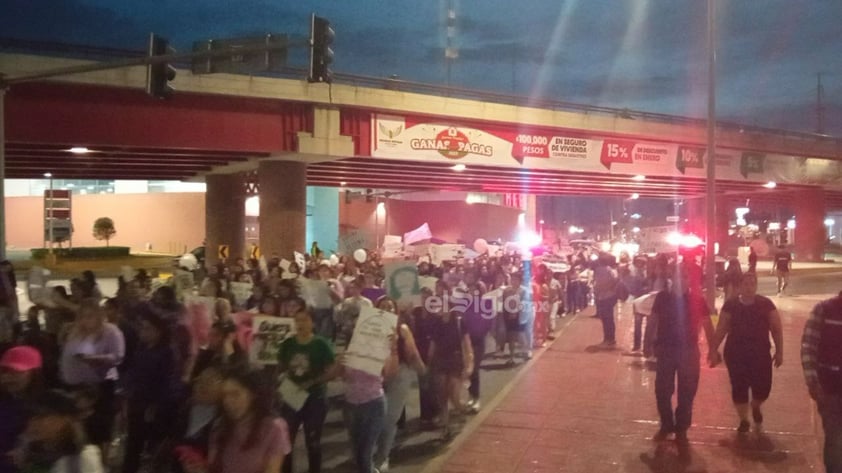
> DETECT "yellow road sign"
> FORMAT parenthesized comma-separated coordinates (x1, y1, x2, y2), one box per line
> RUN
(251, 244, 260, 259)
(218, 244, 229, 260)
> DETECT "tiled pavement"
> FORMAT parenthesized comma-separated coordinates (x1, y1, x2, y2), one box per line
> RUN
(431, 295, 826, 473)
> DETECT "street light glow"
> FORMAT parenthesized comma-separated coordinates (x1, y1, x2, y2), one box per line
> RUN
(68, 147, 90, 154)
(43, 172, 52, 178)
(630, 193, 640, 199)
(763, 181, 777, 189)
(632, 175, 646, 181)
(451, 164, 466, 171)
(825, 218, 835, 226)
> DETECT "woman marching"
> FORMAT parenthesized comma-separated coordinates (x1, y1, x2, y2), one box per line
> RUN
(709, 272, 784, 433)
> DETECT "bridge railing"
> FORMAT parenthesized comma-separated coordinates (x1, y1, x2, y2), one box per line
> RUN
(1, 37, 839, 147)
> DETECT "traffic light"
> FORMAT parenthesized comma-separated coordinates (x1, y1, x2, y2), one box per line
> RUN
(308, 15, 334, 83)
(146, 33, 177, 99)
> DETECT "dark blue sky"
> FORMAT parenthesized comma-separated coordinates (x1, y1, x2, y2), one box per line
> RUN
(2, 0, 841, 135)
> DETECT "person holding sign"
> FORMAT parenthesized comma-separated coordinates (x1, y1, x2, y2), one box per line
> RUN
(339, 306, 399, 473)
(277, 310, 338, 473)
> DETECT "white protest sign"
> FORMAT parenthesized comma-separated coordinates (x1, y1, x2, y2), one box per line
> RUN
(26, 267, 51, 307)
(487, 244, 503, 256)
(418, 276, 438, 292)
(279, 259, 291, 273)
(229, 281, 253, 308)
(345, 306, 399, 376)
(294, 251, 306, 270)
(430, 244, 465, 265)
(403, 223, 432, 245)
(543, 261, 571, 274)
(298, 279, 333, 309)
(381, 243, 405, 260)
(383, 235, 402, 246)
(250, 315, 296, 365)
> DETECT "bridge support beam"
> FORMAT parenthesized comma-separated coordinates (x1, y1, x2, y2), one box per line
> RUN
(258, 160, 307, 261)
(205, 173, 246, 267)
(794, 187, 826, 262)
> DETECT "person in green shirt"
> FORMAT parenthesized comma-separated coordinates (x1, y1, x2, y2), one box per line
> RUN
(277, 310, 338, 473)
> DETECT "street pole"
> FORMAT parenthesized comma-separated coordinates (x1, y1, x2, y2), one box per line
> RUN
(0, 86, 5, 261)
(47, 174, 54, 255)
(705, 0, 718, 310)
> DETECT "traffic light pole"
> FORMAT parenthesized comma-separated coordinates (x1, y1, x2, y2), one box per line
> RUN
(0, 40, 303, 259)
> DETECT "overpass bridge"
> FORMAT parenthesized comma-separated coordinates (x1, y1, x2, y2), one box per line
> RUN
(2, 40, 840, 260)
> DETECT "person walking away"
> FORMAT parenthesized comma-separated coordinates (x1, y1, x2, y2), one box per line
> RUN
(721, 258, 743, 301)
(771, 245, 792, 295)
(340, 332, 399, 473)
(592, 254, 619, 348)
(709, 272, 783, 433)
(277, 310, 337, 473)
(802, 291, 842, 473)
(455, 271, 491, 412)
(648, 263, 716, 446)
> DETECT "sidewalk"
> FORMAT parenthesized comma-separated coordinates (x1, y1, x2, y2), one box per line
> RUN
(430, 297, 825, 472)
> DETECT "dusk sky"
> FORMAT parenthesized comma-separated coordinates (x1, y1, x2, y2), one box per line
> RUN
(2, 0, 841, 135)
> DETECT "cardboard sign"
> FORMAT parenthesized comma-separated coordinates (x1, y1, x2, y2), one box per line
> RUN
(345, 307, 399, 376)
(229, 281, 253, 308)
(385, 261, 421, 308)
(430, 244, 465, 265)
(250, 316, 296, 365)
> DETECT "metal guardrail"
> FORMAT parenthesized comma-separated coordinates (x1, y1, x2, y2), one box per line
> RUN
(1, 37, 840, 145)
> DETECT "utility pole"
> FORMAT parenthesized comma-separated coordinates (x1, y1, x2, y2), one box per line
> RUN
(705, 0, 718, 311)
(817, 72, 826, 135)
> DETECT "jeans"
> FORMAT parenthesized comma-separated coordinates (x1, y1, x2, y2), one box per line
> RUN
(281, 396, 328, 473)
(818, 394, 842, 473)
(468, 334, 486, 399)
(595, 297, 616, 343)
(655, 348, 700, 433)
(418, 372, 439, 421)
(375, 365, 416, 466)
(346, 397, 386, 473)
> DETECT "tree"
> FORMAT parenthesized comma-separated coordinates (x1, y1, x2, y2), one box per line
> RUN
(92, 217, 116, 247)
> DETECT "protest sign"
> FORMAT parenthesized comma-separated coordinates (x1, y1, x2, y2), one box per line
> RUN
(120, 266, 135, 282)
(403, 223, 432, 245)
(229, 281, 253, 308)
(338, 230, 369, 255)
(345, 306, 399, 376)
(418, 276, 438, 292)
(294, 251, 306, 270)
(430, 244, 465, 265)
(185, 296, 216, 347)
(26, 267, 51, 307)
(383, 235, 402, 246)
(385, 261, 420, 308)
(250, 315, 296, 365)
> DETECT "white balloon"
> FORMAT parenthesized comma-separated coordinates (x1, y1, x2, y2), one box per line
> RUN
(473, 238, 489, 254)
(178, 253, 199, 271)
(353, 248, 367, 264)
(329, 254, 340, 266)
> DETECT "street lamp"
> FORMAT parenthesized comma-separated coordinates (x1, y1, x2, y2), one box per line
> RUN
(44, 172, 54, 255)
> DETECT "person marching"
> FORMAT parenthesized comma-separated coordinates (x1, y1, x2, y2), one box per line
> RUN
(648, 263, 716, 445)
(802, 291, 842, 473)
(709, 272, 784, 433)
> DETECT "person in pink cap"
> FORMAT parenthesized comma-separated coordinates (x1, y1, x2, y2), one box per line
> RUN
(1, 345, 44, 473)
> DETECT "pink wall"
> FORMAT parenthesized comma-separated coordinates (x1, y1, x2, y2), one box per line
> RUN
(338, 198, 521, 245)
(6, 193, 205, 254)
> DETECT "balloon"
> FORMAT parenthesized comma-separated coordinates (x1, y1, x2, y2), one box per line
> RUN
(178, 253, 199, 271)
(329, 254, 340, 266)
(473, 238, 489, 254)
(353, 249, 367, 264)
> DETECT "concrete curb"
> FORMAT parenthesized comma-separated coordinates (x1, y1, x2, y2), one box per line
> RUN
(419, 308, 588, 473)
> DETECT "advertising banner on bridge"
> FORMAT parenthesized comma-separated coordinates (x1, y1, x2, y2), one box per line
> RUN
(370, 113, 840, 187)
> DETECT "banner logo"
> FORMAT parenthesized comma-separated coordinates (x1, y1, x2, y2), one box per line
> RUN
(600, 140, 635, 169)
(410, 127, 493, 160)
